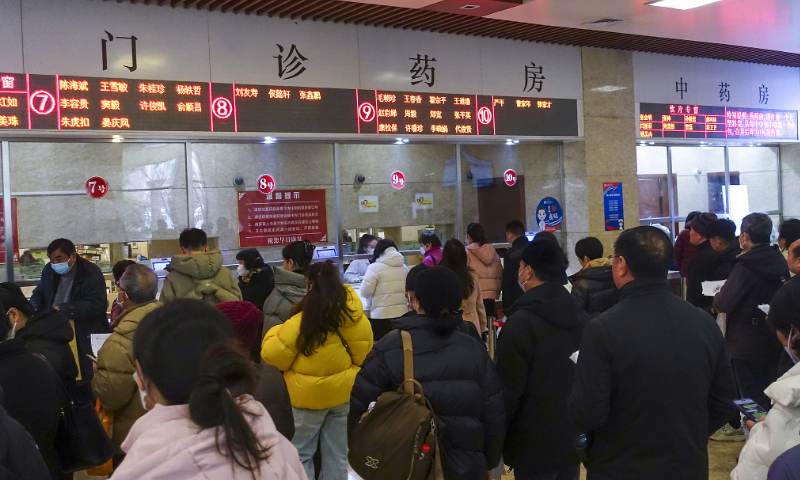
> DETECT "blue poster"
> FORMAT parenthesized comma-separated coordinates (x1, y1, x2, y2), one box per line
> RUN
(536, 197, 563, 233)
(603, 182, 625, 231)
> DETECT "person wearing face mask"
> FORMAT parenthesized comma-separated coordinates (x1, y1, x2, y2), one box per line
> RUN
(714, 213, 790, 414)
(235, 249, 275, 363)
(92, 264, 162, 468)
(0, 283, 77, 397)
(495, 240, 590, 480)
(110, 260, 137, 324)
(30, 238, 109, 399)
(343, 234, 377, 284)
(0, 303, 64, 480)
(419, 231, 443, 267)
(360, 239, 409, 342)
(731, 277, 800, 480)
(263, 240, 315, 331)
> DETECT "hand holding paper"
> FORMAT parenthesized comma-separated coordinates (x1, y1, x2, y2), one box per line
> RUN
(702, 280, 726, 297)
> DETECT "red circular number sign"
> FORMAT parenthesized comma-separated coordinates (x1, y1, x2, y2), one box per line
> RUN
(477, 106, 493, 125)
(358, 102, 376, 122)
(212, 97, 233, 119)
(85, 176, 109, 199)
(257, 174, 276, 195)
(390, 171, 406, 190)
(503, 169, 517, 187)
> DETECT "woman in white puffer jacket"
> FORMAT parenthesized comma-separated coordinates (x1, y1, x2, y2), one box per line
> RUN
(732, 279, 800, 480)
(360, 239, 408, 342)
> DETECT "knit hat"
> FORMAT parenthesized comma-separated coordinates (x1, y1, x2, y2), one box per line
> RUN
(415, 267, 463, 318)
(405, 263, 429, 292)
(690, 212, 718, 239)
(214, 301, 262, 349)
(708, 218, 737, 240)
(521, 240, 567, 281)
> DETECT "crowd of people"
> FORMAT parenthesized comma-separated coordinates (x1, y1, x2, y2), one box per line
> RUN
(2, 215, 800, 480)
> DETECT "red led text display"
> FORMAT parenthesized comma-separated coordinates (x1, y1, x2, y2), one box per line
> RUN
(238, 189, 328, 248)
(639, 103, 798, 141)
(0, 72, 578, 137)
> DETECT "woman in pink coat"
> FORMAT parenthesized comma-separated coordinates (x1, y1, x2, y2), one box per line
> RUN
(112, 299, 307, 480)
(465, 223, 503, 300)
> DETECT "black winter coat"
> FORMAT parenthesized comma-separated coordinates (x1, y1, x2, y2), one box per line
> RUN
(686, 241, 718, 309)
(568, 278, 737, 480)
(252, 362, 295, 440)
(495, 282, 589, 472)
(16, 308, 77, 395)
(501, 236, 529, 311)
(0, 340, 63, 480)
(30, 256, 109, 387)
(714, 244, 789, 362)
(711, 243, 742, 281)
(350, 315, 506, 480)
(0, 397, 50, 480)
(569, 266, 618, 317)
(393, 311, 483, 343)
(239, 267, 275, 312)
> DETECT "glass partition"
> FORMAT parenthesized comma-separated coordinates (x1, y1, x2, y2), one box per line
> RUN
(671, 146, 726, 217)
(9, 142, 187, 281)
(636, 146, 671, 221)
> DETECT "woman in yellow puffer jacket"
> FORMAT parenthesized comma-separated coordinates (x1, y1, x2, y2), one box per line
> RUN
(262, 260, 373, 480)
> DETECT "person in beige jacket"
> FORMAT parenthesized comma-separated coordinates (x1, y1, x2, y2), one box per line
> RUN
(442, 239, 487, 332)
(465, 223, 503, 300)
(161, 228, 242, 304)
(92, 264, 162, 452)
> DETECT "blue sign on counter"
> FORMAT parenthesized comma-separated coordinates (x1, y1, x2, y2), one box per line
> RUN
(603, 182, 624, 231)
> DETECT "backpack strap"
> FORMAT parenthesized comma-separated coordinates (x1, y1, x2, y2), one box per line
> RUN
(401, 330, 414, 395)
(335, 330, 354, 364)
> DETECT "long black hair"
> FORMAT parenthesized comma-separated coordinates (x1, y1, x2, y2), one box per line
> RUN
(282, 240, 315, 273)
(236, 248, 266, 270)
(296, 261, 357, 356)
(440, 238, 475, 300)
(371, 239, 397, 263)
(132, 300, 269, 474)
(357, 234, 378, 254)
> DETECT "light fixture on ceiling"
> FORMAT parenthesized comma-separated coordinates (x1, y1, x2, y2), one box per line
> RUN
(647, 0, 723, 10)
(582, 18, 625, 28)
(395, 138, 409, 145)
(591, 85, 628, 93)
(506, 139, 520, 146)
(263, 136, 276, 144)
(111, 135, 123, 143)
(460, 4, 480, 9)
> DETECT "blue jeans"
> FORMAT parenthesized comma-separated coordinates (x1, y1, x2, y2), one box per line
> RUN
(291, 402, 349, 480)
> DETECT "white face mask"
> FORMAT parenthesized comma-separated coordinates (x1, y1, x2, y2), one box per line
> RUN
(518, 266, 531, 291)
(366, 248, 375, 255)
(237, 265, 249, 277)
(133, 371, 152, 411)
(786, 327, 798, 365)
(420, 246, 426, 255)
(6, 319, 17, 340)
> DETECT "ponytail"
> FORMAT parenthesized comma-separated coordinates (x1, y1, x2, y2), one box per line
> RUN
(189, 339, 269, 473)
(430, 308, 464, 336)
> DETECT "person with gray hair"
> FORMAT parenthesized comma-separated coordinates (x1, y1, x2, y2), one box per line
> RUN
(92, 263, 163, 466)
(715, 213, 790, 416)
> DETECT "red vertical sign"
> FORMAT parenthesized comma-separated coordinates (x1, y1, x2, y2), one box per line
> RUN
(238, 189, 328, 247)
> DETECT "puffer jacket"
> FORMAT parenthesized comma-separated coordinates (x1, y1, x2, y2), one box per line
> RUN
(161, 251, 242, 304)
(466, 243, 503, 300)
(462, 272, 487, 332)
(0, 400, 50, 480)
(350, 315, 506, 480)
(261, 285, 373, 410)
(769, 444, 800, 480)
(568, 257, 618, 317)
(92, 301, 163, 447)
(360, 247, 408, 319)
(263, 268, 308, 331)
(732, 363, 800, 480)
(113, 396, 305, 480)
(16, 308, 77, 393)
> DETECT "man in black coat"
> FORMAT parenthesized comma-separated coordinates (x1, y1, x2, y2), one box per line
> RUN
(569, 226, 736, 480)
(496, 240, 589, 480)
(350, 267, 506, 480)
(569, 236, 618, 317)
(714, 213, 789, 411)
(0, 312, 64, 480)
(686, 212, 719, 309)
(501, 220, 529, 312)
(30, 238, 109, 396)
(707, 219, 742, 281)
(0, 389, 50, 480)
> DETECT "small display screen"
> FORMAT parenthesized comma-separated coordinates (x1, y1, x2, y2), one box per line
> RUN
(316, 248, 338, 258)
(734, 398, 768, 422)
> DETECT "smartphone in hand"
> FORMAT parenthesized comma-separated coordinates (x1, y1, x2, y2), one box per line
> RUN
(734, 398, 768, 422)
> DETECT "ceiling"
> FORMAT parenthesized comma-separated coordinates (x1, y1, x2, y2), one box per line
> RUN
(108, 0, 800, 66)
(356, 0, 800, 54)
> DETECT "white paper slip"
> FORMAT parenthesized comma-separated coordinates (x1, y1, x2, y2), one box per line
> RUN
(702, 280, 726, 297)
(758, 304, 770, 315)
(90, 333, 112, 357)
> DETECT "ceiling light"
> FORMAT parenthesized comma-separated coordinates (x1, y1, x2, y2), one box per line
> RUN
(460, 4, 480, 9)
(648, 142, 655, 145)
(582, 18, 624, 28)
(394, 138, 409, 145)
(648, 0, 723, 10)
(111, 135, 123, 143)
(591, 86, 628, 93)
(506, 139, 520, 145)
(262, 136, 276, 144)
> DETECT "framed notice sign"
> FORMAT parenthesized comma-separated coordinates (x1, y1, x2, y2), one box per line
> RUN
(238, 189, 328, 247)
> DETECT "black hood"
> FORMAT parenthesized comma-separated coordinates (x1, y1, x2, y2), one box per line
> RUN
(508, 282, 588, 330)
(15, 308, 73, 344)
(569, 265, 613, 284)
(735, 244, 790, 284)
